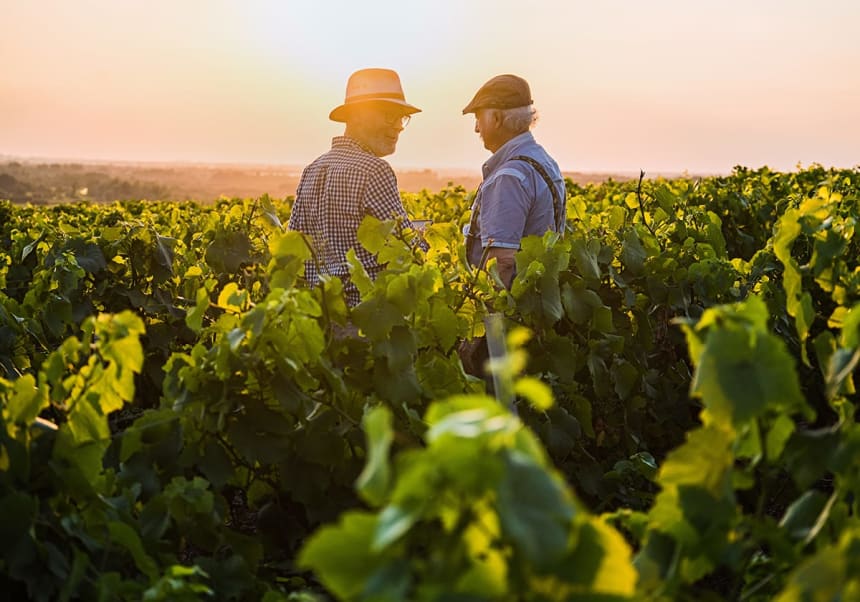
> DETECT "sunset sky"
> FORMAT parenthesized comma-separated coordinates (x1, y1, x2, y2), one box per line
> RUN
(2, 0, 858, 174)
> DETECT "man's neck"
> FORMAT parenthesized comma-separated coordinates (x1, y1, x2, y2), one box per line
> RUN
(489, 129, 528, 154)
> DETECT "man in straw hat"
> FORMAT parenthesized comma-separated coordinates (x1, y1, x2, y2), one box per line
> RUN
(461, 74, 566, 288)
(288, 68, 426, 307)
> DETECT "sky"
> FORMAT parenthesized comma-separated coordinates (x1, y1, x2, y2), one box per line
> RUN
(1, 0, 859, 174)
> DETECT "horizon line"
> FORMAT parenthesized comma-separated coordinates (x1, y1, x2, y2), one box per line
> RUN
(0, 152, 737, 177)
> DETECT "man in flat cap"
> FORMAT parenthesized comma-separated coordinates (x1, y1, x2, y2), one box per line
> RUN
(462, 74, 566, 288)
(288, 68, 425, 307)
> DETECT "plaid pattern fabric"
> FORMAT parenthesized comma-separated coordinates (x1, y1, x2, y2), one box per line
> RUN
(287, 136, 420, 306)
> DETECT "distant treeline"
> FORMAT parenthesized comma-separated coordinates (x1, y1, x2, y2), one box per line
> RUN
(0, 160, 642, 205)
(0, 162, 172, 204)
(0, 161, 484, 204)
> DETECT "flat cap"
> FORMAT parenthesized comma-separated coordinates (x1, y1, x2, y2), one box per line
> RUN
(462, 74, 533, 114)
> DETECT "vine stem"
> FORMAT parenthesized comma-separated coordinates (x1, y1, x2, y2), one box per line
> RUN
(636, 169, 662, 251)
(731, 417, 769, 601)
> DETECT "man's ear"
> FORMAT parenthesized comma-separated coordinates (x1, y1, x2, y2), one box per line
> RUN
(490, 109, 503, 127)
(345, 105, 369, 127)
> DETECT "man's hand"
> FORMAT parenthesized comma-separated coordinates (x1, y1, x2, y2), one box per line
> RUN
(486, 247, 517, 289)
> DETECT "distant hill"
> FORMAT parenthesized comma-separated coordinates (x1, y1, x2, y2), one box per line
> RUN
(0, 158, 698, 204)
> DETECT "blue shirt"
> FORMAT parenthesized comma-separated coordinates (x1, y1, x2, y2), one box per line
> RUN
(466, 132, 565, 267)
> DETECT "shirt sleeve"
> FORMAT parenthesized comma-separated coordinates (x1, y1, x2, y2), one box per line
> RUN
(479, 167, 531, 249)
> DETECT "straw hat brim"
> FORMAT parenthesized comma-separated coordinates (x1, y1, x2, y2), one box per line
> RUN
(329, 98, 422, 122)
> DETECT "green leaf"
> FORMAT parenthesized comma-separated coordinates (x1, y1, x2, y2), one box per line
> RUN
(372, 505, 419, 551)
(773, 208, 813, 363)
(825, 348, 860, 400)
(269, 230, 311, 261)
(561, 286, 602, 325)
(154, 235, 176, 274)
(0, 492, 37, 547)
(268, 231, 313, 290)
(690, 299, 805, 427)
(539, 274, 564, 324)
(795, 292, 814, 365)
(592, 305, 614, 333)
(299, 511, 386, 600)
(571, 238, 601, 281)
(735, 420, 762, 461)
(260, 195, 284, 231)
(66, 396, 110, 444)
(58, 546, 90, 602)
(840, 303, 860, 348)
(226, 328, 245, 352)
(611, 360, 639, 400)
(142, 564, 214, 601)
(356, 406, 394, 507)
(227, 406, 293, 464)
(496, 450, 575, 570)
(779, 490, 829, 541)
(813, 330, 837, 379)
(108, 521, 159, 582)
(621, 229, 647, 275)
(561, 518, 637, 597)
(217, 282, 247, 312)
(607, 205, 626, 230)
(357, 215, 396, 254)
(53, 429, 108, 495)
(361, 558, 412, 601)
(766, 414, 796, 461)
(21, 234, 44, 262)
(429, 302, 459, 350)
(426, 407, 517, 443)
(316, 275, 349, 325)
(514, 376, 554, 411)
(186, 286, 210, 333)
(634, 530, 679, 589)
(69, 240, 107, 273)
(102, 331, 144, 375)
(199, 439, 234, 489)
(631, 451, 658, 480)
(658, 426, 733, 497)
(205, 229, 253, 273)
(7, 374, 47, 425)
(774, 531, 858, 602)
(346, 248, 374, 296)
(352, 297, 406, 341)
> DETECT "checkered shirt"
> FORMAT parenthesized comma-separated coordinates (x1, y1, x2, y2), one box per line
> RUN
(287, 136, 421, 306)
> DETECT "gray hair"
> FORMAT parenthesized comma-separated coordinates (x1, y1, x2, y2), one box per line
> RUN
(499, 105, 538, 133)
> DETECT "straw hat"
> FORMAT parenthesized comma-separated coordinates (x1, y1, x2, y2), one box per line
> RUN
(329, 68, 421, 122)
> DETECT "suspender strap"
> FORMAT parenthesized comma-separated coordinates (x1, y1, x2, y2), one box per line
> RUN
(511, 155, 565, 234)
(467, 155, 565, 249)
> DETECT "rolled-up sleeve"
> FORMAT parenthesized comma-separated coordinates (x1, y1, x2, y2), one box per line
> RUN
(479, 168, 530, 249)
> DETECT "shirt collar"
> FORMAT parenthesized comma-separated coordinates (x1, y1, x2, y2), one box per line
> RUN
(332, 135, 376, 156)
(482, 131, 535, 177)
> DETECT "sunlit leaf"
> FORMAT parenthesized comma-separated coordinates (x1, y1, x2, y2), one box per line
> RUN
(514, 376, 554, 411)
(356, 406, 393, 507)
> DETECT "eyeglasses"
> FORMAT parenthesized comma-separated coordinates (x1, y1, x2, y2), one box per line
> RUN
(382, 112, 411, 128)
